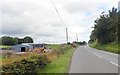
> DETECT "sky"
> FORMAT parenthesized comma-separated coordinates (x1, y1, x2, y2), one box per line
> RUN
(1, 0, 119, 44)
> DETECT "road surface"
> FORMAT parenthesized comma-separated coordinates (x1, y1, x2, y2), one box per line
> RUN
(69, 46, 119, 73)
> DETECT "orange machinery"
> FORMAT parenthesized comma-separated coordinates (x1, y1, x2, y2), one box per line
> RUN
(34, 48, 46, 53)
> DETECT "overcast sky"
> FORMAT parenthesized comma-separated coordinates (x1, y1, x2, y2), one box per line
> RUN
(1, 0, 119, 44)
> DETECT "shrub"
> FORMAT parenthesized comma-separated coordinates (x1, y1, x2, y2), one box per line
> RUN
(1, 53, 48, 75)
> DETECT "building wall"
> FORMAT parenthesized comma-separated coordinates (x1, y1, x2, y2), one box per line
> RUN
(29, 44, 45, 49)
(12, 43, 44, 52)
(12, 45, 21, 52)
(12, 45, 33, 52)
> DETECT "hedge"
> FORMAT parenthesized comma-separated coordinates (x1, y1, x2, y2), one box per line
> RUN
(1, 53, 48, 75)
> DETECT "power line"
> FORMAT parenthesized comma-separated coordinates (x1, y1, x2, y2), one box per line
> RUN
(50, 0, 66, 27)
(50, 0, 68, 43)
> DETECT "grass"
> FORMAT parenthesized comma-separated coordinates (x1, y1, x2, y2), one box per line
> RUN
(0, 45, 11, 48)
(36, 45, 75, 73)
(47, 44, 61, 49)
(90, 41, 119, 54)
(0, 55, 2, 61)
(0, 45, 12, 61)
(0, 55, 6, 62)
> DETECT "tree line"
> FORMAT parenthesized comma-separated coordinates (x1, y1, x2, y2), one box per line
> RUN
(0, 36, 34, 46)
(89, 7, 119, 44)
(67, 41, 87, 45)
(78, 41, 87, 45)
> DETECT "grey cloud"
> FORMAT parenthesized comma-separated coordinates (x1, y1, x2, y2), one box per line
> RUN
(50, 23, 64, 27)
(63, 2, 106, 14)
(1, 2, 39, 36)
(2, 15, 31, 35)
(1, 1, 66, 40)
(33, 26, 65, 37)
(2, 22, 29, 35)
(63, 2, 92, 14)
(2, 2, 39, 15)
(34, 32, 55, 37)
(1, 0, 117, 43)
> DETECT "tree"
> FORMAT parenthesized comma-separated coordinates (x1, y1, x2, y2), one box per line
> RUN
(83, 41, 87, 45)
(89, 7, 118, 44)
(67, 42, 71, 45)
(1, 36, 16, 46)
(78, 41, 87, 45)
(0, 36, 34, 45)
(24, 36, 33, 43)
(118, 9, 120, 44)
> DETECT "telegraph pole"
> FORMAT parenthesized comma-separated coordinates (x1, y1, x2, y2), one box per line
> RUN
(66, 27, 68, 43)
(76, 34, 78, 42)
(51, 0, 69, 44)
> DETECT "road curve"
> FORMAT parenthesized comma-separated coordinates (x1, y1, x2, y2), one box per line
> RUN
(69, 46, 119, 73)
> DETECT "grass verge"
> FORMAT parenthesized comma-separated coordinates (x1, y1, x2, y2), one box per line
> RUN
(90, 41, 119, 54)
(36, 45, 75, 73)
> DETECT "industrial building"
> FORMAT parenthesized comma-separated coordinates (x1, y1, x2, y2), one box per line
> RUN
(12, 43, 45, 52)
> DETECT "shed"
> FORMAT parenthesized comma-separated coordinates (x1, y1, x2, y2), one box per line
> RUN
(29, 43, 45, 49)
(12, 44, 33, 52)
(12, 43, 45, 52)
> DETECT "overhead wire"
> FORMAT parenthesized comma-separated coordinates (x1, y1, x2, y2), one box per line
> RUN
(50, 0, 67, 28)
(50, 0, 68, 43)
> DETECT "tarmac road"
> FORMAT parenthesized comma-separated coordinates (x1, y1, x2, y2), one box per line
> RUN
(69, 46, 119, 73)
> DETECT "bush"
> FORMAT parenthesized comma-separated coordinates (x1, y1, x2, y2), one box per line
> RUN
(1, 53, 48, 75)
(2, 60, 36, 75)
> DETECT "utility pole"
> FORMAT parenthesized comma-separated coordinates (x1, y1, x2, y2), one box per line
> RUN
(66, 27, 68, 43)
(51, 0, 68, 44)
(76, 34, 78, 42)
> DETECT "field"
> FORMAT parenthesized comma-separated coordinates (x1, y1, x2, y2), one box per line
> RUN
(0, 45, 13, 62)
(0, 45, 11, 48)
(47, 44, 61, 49)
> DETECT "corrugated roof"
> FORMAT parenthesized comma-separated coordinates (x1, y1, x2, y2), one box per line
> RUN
(22, 43, 44, 45)
(12, 43, 44, 47)
(12, 44, 31, 47)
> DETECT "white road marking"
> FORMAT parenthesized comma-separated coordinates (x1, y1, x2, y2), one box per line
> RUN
(99, 50, 118, 56)
(93, 53, 103, 58)
(96, 54, 103, 58)
(110, 61, 120, 67)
